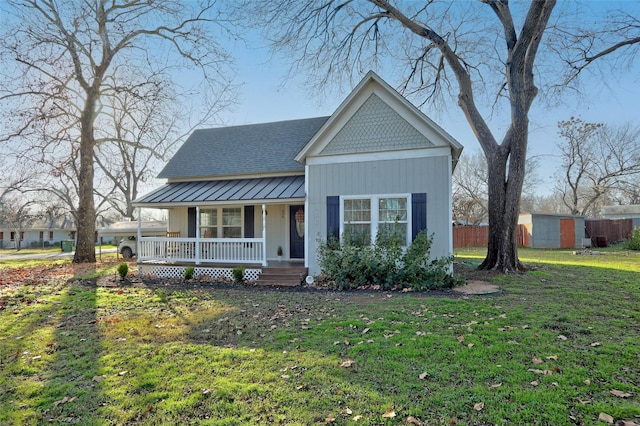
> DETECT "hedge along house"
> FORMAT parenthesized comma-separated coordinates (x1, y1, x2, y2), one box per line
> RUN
(133, 71, 463, 283)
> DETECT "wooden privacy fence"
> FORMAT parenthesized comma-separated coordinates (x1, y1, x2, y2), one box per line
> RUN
(453, 225, 528, 248)
(585, 219, 633, 247)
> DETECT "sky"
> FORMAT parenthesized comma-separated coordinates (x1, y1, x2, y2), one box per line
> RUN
(1, 0, 638, 200)
(209, 3, 639, 197)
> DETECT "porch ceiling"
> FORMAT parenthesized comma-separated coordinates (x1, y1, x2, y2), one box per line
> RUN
(133, 175, 305, 207)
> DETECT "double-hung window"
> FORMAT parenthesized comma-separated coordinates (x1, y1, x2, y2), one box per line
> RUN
(200, 207, 242, 238)
(342, 194, 410, 246)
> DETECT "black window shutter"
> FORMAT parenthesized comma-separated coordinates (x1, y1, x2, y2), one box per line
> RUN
(244, 205, 254, 238)
(411, 193, 427, 240)
(326, 196, 340, 242)
(188, 207, 196, 238)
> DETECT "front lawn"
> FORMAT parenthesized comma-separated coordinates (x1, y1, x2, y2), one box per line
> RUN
(0, 249, 638, 425)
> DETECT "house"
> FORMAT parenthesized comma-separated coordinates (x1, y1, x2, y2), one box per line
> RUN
(518, 213, 588, 249)
(0, 216, 75, 249)
(601, 205, 640, 228)
(133, 71, 464, 283)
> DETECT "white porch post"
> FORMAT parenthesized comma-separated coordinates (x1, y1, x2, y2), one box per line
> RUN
(195, 206, 201, 265)
(136, 208, 141, 262)
(262, 204, 267, 266)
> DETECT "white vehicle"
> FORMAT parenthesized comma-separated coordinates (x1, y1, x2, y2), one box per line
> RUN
(118, 236, 137, 258)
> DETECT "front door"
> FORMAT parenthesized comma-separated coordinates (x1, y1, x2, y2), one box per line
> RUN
(289, 205, 305, 259)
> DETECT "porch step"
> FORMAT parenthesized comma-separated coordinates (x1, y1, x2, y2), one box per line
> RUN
(258, 266, 308, 287)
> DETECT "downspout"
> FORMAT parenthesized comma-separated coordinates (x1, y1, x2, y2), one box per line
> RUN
(304, 165, 309, 268)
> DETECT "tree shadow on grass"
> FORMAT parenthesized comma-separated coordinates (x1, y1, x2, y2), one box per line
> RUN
(0, 265, 103, 424)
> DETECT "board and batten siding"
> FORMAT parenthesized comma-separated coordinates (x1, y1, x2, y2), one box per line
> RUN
(306, 155, 452, 276)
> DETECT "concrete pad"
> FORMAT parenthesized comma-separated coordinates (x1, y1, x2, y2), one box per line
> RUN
(452, 280, 501, 296)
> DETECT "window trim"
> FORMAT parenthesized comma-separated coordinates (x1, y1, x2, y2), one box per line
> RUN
(339, 193, 412, 246)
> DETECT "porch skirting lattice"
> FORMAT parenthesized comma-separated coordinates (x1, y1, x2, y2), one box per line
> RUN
(138, 264, 262, 282)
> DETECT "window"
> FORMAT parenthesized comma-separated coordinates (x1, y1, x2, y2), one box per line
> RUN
(378, 198, 408, 242)
(342, 195, 410, 245)
(200, 209, 218, 238)
(39, 231, 44, 241)
(49, 231, 54, 240)
(222, 207, 242, 238)
(10, 232, 15, 241)
(343, 198, 371, 244)
(199, 207, 242, 238)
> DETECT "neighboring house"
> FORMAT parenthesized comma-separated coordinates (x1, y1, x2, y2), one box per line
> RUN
(518, 213, 588, 249)
(0, 216, 76, 249)
(133, 71, 464, 282)
(601, 205, 640, 228)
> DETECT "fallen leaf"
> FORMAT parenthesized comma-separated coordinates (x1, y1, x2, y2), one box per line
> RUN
(467, 343, 474, 348)
(528, 368, 544, 374)
(473, 402, 484, 411)
(201, 388, 211, 394)
(419, 372, 428, 379)
(382, 408, 396, 418)
(532, 357, 543, 365)
(557, 335, 568, 340)
(92, 375, 107, 382)
(490, 383, 503, 388)
(118, 371, 128, 376)
(457, 335, 465, 343)
(546, 355, 558, 360)
(353, 415, 362, 421)
(598, 412, 614, 424)
(325, 413, 335, 423)
(341, 407, 353, 415)
(584, 379, 591, 385)
(590, 342, 602, 347)
(530, 380, 539, 386)
(340, 359, 353, 368)
(610, 389, 632, 398)
(406, 415, 422, 424)
(281, 374, 290, 379)
(362, 328, 370, 334)
(619, 421, 640, 426)
(53, 396, 76, 406)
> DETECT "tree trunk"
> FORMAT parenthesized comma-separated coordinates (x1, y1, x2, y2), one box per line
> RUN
(73, 93, 97, 263)
(478, 128, 528, 272)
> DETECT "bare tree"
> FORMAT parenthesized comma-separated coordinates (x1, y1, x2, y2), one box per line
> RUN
(94, 72, 232, 220)
(453, 150, 540, 225)
(245, 0, 640, 271)
(556, 118, 640, 216)
(1, 0, 235, 263)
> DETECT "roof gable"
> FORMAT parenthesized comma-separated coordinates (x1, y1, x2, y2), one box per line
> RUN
(158, 116, 329, 180)
(295, 71, 463, 164)
(320, 93, 435, 155)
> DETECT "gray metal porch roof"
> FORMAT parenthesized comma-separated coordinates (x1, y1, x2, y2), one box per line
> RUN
(133, 175, 305, 207)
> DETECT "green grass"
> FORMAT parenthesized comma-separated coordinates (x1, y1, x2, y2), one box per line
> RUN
(0, 248, 638, 425)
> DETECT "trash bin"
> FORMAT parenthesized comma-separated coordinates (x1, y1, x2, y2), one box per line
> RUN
(60, 240, 74, 252)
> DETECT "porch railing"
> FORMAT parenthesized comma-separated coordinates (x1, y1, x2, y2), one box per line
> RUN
(138, 237, 266, 265)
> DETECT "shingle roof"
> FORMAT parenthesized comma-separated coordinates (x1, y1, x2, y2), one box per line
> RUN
(157, 117, 330, 179)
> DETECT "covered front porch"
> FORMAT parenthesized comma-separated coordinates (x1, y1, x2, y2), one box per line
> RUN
(132, 176, 307, 280)
(136, 205, 268, 266)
